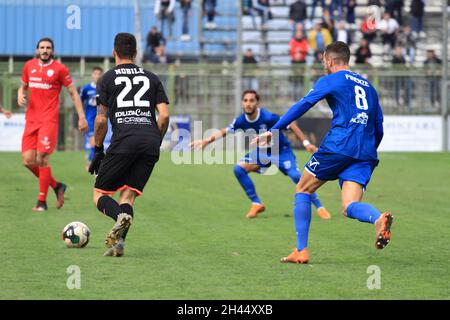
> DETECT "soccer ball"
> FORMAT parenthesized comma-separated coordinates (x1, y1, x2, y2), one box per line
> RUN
(61, 222, 90, 248)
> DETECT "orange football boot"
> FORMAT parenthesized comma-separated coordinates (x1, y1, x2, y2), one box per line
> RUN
(317, 207, 331, 220)
(281, 248, 309, 264)
(374, 212, 394, 249)
(246, 203, 265, 219)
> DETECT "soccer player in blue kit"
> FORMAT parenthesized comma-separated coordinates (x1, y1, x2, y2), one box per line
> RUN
(80, 66, 103, 169)
(253, 41, 393, 264)
(190, 90, 331, 220)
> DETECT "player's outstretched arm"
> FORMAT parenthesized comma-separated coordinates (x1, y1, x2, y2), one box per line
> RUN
(289, 122, 318, 153)
(66, 84, 88, 133)
(189, 128, 228, 150)
(156, 102, 170, 141)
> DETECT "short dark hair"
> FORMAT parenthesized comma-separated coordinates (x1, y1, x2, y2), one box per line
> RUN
(114, 33, 137, 59)
(36, 37, 54, 49)
(242, 89, 260, 101)
(325, 41, 350, 65)
(92, 66, 103, 73)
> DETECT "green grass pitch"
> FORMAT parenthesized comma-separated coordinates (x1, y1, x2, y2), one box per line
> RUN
(0, 151, 449, 299)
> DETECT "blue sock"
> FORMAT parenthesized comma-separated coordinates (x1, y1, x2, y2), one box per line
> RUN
(346, 202, 381, 224)
(294, 193, 312, 251)
(233, 165, 261, 204)
(287, 168, 322, 209)
(287, 168, 301, 184)
(88, 147, 95, 161)
(310, 192, 322, 209)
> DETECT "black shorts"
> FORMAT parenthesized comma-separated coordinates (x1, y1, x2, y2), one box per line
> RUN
(94, 153, 159, 196)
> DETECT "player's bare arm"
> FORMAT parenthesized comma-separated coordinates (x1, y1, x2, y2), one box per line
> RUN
(289, 122, 318, 153)
(66, 84, 88, 133)
(88, 103, 108, 175)
(17, 82, 28, 107)
(189, 127, 228, 150)
(156, 102, 170, 139)
(94, 104, 108, 148)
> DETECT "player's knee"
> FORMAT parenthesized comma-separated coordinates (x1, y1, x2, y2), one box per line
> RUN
(36, 154, 49, 167)
(119, 195, 135, 206)
(22, 157, 36, 168)
(341, 202, 351, 217)
(93, 192, 103, 207)
(296, 182, 314, 194)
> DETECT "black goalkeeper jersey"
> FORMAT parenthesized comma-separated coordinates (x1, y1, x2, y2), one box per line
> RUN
(96, 63, 169, 155)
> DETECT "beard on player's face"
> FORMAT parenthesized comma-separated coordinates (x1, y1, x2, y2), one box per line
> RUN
(243, 104, 258, 115)
(38, 51, 52, 63)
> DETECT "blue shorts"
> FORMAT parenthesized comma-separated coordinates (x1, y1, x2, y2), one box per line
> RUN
(304, 152, 378, 189)
(240, 146, 299, 175)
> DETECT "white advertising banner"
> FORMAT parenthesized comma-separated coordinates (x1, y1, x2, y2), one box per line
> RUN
(0, 114, 25, 151)
(378, 116, 442, 152)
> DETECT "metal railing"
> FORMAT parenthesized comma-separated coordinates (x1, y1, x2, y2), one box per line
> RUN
(1, 63, 449, 150)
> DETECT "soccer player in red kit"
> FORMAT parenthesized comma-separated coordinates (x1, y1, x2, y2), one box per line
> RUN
(17, 38, 88, 212)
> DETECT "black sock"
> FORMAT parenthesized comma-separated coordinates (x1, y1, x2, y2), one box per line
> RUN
(97, 196, 121, 221)
(120, 203, 134, 241)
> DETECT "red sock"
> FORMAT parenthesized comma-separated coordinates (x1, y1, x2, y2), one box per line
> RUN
(38, 167, 52, 202)
(28, 165, 40, 178)
(29, 165, 57, 189)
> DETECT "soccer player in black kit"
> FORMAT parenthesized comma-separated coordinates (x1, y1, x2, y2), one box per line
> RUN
(89, 33, 170, 257)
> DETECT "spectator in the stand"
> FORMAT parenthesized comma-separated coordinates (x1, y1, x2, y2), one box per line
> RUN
(368, 0, 382, 7)
(361, 14, 377, 43)
(310, 0, 326, 21)
(180, 0, 192, 41)
(386, 0, 404, 25)
(203, 0, 217, 29)
(378, 12, 399, 49)
(424, 49, 442, 107)
(289, 0, 307, 34)
(243, 0, 253, 15)
(290, 30, 308, 100)
(392, 46, 407, 105)
(355, 38, 372, 64)
(329, 0, 344, 21)
(322, 8, 335, 35)
(346, 0, 356, 25)
(308, 21, 332, 56)
(155, 0, 175, 37)
(150, 45, 173, 64)
(289, 29, 308, 64)
(334, 20, 352, 45)
(314, 50, 324, 64)
(243, 49, 259, 90)
(144, 26, 166, 62)
(410, 0, 426, 38)
(243, 48, 258, 64)
(397, 25, 417, 64)
(252, 0, 273, 27)
(243, 0, 258, 29)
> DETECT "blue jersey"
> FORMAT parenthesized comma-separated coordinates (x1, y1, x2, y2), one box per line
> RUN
(272, 70, 384, 161)
(80, 83, 97, 131)
(227, 108, 291, 150)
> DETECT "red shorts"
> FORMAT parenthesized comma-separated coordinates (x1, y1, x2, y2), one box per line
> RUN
(22, 121, 58, 154)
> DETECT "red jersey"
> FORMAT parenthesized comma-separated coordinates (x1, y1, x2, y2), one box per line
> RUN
(21, 58, 73, 123)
